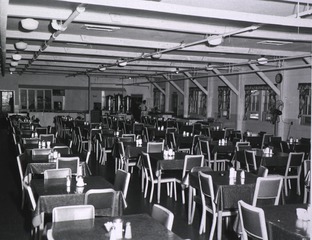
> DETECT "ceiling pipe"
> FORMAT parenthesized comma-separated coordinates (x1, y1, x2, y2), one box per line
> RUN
(120, 62, 312, 86)
(20, 4, 85, 75)
(0, 0, 9, 77)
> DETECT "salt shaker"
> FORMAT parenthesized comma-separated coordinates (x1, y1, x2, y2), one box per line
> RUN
(240, 170, 245, 179)
(124, 222, 132, 239)
(66, 175, 71, 187)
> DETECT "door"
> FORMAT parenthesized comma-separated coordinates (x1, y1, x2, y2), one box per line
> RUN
(0, 91, 14, 113)
(131, 94, 143, 121)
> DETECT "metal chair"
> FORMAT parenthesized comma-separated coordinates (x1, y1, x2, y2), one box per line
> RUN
(257, 166, 269, 177)
(44, 168, 72, 179)
(238, 200, 269, 240)
(252, 177, 283, 206)
(114, 169, 131, 199)
(16, 153, 27, 209)
(147, 141, 164, 153)
(283, 152, 305, 196)
(303, 159, 310, 204)
(244, 150, 258, 173)
(56, 157, 79, 175)
(84, 189, 117, 217)
(151, 204, 174, 231)
(52, 205, 95, 222)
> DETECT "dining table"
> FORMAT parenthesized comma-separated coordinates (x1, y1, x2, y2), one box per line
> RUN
(187, 170, 258, 240)
(46, 213, 183, 240)
(31, 176, 124, 229)
(262, 204, 311, 240)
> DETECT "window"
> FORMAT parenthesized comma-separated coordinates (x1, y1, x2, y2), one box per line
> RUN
(298, 83, 311, 125)
(153, 89, 165, 112)
(19, 88, 52, 111)
(244, 85, 276, 121)
(188, 87, 207, 117)
(218, 86, 230, 119)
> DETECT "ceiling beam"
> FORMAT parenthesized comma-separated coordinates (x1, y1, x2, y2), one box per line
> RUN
(6, 30, 310, 57)
(162, 75, 184, 96)
(54, 0, 312, 29)
(249, 63, 281, 96)
(146, 77, 165, 95)
(183, 72, 208, 95)
(212, 69, 239, 95)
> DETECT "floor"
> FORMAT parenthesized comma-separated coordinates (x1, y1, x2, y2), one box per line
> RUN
(0, 117, 304, 240)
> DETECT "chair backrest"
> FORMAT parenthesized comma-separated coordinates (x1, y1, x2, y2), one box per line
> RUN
(147, 141, 164, 153)
(238, 200, 268, 240)
(23, 181, 36, 211)
(40, 134, 55, 143)
(235, 141, 250, 151)
(199, 139, 211, 161)
(304, 159, 311, 179)
(182, 155, 204, 178)
(133, 123, 144, 135)
(35, 127, 48, 135)
(284, 152, 305, 176)
(121, 134, 136, 142)
(56, 157, 79, 175)
(32, 148, 51, 161)
(119, 137, 134, 143)
(114, 169, 131, 199)
(257, 166, 268, 177)
(198, 171, 216, 213)
(151, 204, 174, 231)
(23, 138, 40, 145)
(261, 134, 273, 149)
(141, 152, 154, 181)
(17, 153, 27, 188)
(167, 132, 177, 149)
(84, 189, 117, 216)
(191, 166, 212, 173)
(52, 205, 95, 222)
(244, 150, 257, 172)
(252, 177, 283, 206)
(52, 146, 71, 155)
(44, 168, 72, 179)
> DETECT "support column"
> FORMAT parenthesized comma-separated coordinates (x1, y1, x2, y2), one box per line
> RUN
(165, 81, 170, 112)
(184, 80, 189, 118)
(87, 74, 91, 123)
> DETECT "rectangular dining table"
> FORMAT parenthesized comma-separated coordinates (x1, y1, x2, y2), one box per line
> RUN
(262, 204, 310, 240)
(187, 170, 258, 240)
(46, 213, 183, 240)
(31, 176, 124, 229)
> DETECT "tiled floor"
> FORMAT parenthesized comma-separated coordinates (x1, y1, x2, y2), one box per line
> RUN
(0, 118, 304, 240)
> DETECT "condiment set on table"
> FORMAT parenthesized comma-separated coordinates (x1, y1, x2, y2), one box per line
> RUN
(105, 218, 132, 239)
(228, 167, 245, 185)
(163, 148, 175, 160)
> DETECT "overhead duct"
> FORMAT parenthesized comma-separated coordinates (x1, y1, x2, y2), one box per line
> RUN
(20, 4, 85, 75)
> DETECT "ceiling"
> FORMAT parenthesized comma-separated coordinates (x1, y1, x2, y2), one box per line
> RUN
(1, 0, 312, 82)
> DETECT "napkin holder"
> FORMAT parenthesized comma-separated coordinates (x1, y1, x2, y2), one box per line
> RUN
(76, 175, 85, 187)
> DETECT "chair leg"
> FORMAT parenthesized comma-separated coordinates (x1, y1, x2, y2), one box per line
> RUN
(149, 183, 154, 202)
(181, 188, 185, 204)
(297, 177, 301, 195)
(199, 208, 206, 234)
(209, 214, 217, 240)
(174, 182, 177, 201)
(144, 179, 149, 198)
(141, 170, 145, 192)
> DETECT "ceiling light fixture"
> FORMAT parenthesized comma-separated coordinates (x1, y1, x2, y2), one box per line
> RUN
(99, 66, 106, 71)
(175, 68, 180, 74)
(205, 64, 214, 71)
(257, 57, 268, 65)
(117, 60, 127, 67)
(14, 41, 28, 50)
(21, 18, 39, 31)
(10, 61, 18, 67)
(151, 52, 162, 59)
(83, 24, 120, 32)
(207, 36, 223, 46)
(12, 54, 22, 61)
(9, 67, 16, 72)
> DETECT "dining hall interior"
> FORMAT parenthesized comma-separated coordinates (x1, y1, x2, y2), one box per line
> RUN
(0, 0, 312, 239)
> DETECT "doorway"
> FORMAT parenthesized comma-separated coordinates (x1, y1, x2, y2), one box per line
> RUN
(131, 94, 143, 121)
(0, 91, 14, 113)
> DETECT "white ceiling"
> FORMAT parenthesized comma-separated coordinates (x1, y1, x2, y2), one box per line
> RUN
(1, 0, 312, 81)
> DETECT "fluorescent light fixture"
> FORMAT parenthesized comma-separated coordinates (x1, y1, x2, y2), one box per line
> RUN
(83, 24, 120, 32)
(207, 36, 223, 46)
(21, 18, 39, 31)
(257, 40, 293, 46)
(12, 54, 22, 61)
(258, 57, 268, 65)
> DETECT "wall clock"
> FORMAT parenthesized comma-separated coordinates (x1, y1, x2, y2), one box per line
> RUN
(275, 73, 283, 84)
